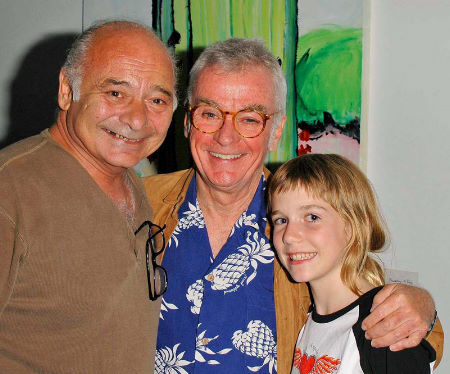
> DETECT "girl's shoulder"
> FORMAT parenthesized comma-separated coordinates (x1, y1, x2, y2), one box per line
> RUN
(352, 286, 435, 374)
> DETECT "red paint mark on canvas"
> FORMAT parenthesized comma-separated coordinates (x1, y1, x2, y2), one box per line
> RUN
(298, 130, 311, 141)
(297, 144, 312, 156)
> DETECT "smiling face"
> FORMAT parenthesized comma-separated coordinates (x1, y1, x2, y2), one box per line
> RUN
(271, 186, 350, 288)
(186, 64, 285, 194)
(58, 27, 175, 173)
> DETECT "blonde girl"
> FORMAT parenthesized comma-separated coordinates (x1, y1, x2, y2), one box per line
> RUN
(268, 154, 435, 374)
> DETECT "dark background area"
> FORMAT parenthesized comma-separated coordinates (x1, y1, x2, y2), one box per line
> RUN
(0, 34, 77, 150)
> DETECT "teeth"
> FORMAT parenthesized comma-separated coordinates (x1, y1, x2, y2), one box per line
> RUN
(290, 252, 316, 261)
(105, 129, 141, 143)
(210, 151, 242, 160)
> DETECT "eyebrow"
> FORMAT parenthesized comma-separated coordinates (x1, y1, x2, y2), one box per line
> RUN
(196, 98, 219, 107)
(99, 79, 173, 98)
(195, 97, 268, 113)
(299, 204, 327, 212)
(99, 79, 131, 88)
(270, 204, 328, 216)
(152, 84, 173, 99)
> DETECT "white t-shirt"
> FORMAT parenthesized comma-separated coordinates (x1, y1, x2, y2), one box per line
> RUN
(292, 287, 435, 374)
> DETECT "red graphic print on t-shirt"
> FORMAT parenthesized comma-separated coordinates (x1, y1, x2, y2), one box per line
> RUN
(293, 348, 341, 374)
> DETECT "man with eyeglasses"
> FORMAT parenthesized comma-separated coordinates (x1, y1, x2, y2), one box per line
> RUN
(0, 20, 175, 373)
(144, 38, 443, 373)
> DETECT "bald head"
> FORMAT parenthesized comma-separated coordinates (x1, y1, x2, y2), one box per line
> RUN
(62, 20, 177, 106)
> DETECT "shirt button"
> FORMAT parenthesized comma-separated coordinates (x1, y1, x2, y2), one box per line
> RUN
(201, 338, 210, 346)
(205, 273, 214, 282)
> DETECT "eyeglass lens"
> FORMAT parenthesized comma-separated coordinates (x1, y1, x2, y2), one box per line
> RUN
(150, 230, 164, 254)
(192, 105, 265, 137)
(153, 266, 167, 296)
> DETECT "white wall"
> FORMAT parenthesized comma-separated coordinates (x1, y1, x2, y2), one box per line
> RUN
(367, 1, 449, 371)
(82, 0, 152, 29)
(0, 0, 82, 142)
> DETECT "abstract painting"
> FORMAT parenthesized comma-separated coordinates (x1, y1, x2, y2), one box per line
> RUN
(153, 0, 365, 166)
(296, 0, 363, 164)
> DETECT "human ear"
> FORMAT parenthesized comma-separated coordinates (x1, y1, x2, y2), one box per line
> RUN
(184, 113, 191, 138)
(57, 69, 72, 111)
(268, 115, 286, 152)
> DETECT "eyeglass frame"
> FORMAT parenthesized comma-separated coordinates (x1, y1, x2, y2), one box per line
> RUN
(187, 103, 275, 138)
(135, 221, 168, 301)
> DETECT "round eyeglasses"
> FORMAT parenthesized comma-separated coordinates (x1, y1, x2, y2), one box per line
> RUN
(188, 104, 274, 138)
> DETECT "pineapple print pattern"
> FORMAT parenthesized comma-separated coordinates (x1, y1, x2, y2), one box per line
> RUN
(232, 320, 277, 373)
(194, 325, 232, 365)
(206, 231, 273, 292)
(155, 343, 193, 374)
(230, 212, 259, 236)
(186, 279, 204, 314)
(170, 201, 205, 247)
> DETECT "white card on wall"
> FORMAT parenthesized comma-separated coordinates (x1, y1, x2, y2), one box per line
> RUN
(384, 269, 419, 287)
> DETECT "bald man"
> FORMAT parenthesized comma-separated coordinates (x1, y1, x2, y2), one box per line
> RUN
(0, 20, 176, 373)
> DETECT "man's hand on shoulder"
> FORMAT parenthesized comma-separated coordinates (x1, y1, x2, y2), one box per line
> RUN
(361, 283, 434, 351)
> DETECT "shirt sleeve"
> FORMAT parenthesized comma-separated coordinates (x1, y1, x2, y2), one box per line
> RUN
(358, 336, 435, 374)
(353, 288, 436, 374)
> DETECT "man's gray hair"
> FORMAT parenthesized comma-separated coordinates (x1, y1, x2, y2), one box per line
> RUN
(187, 38, 286, 138)
(62, 20, 177, 108)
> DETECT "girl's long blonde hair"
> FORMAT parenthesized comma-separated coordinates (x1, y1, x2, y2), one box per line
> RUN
(268, 154, 387, 295)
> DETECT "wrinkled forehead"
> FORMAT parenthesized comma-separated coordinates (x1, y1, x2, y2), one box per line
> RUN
(79, 29, 175, 95)
(87, 27, 172, 74)
(192, 64, 276, 105)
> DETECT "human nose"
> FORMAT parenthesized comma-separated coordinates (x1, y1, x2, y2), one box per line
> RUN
(213, 113, 240, 145)
(120, 99, 148, 130)
(282, 222, 302, 245)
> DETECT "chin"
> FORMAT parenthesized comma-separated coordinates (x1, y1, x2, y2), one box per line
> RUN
(205, 173, 237, 188)
(286, 268, 310, 284)
(106, 156, 143, 169)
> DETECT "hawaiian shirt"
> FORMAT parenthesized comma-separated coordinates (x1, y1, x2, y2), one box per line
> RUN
(155, 174, 277, 373)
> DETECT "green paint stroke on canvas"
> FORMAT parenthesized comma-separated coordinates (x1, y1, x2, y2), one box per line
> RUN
(296, 26, 362, 126)
(159, 0, 298, 164)
(273, 0, 298, 163)
(190, 0, 231, 45)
